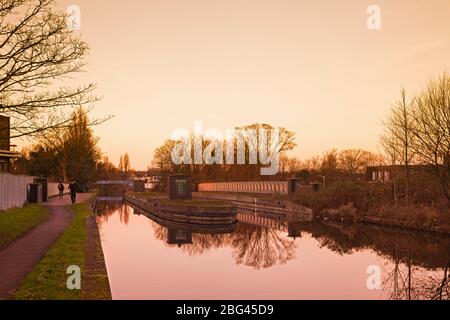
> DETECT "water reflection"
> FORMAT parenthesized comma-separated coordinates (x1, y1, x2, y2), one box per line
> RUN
(96, 200, 132, 225)
(153, 222, 297, 269)
(296, 221, 450, 300)
(231, 223, 296, 269)
(96, 201, 449, 300)
(132, 206, 236, 247)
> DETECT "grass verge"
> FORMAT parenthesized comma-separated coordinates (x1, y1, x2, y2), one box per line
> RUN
(81, 215, 112, 300)
(14, 203, 90, 300)
(0, 205, 49, 249)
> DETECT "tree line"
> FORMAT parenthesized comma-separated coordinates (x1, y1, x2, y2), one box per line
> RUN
(14, 107, 96, 190)
(150, 122, 385, 186)
(13, 106, 132, 190)
(381, 72, 450, 204)
(151, 123, 297, 185)
(279, 148, 385, 177)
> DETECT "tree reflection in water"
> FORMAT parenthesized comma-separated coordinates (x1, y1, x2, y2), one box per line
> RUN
(95, 201, 123, 224)
(383, 253, 449, 300)
(149, 218, 296, 269)
(298, 221, 450, 300)
(230, 223, 295, 269)
(152, 224, 228, 255)
(96, 202, 450, 299)
(118, 204, 131, 225)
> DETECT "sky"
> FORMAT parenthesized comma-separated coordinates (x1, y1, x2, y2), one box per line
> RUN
(46, 0, 450, 169)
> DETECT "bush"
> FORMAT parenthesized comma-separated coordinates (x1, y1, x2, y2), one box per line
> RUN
(295, 180, 390, 213)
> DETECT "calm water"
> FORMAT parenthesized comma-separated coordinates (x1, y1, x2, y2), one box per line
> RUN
(96, 201, 449, 300)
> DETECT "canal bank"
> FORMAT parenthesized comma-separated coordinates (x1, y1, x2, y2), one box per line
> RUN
(193, 191, 313, 220)
(193, 191, 450, 236)
(123, 192, 238, 226)
(313, 203, 450, 236)
(11, 194, 111, 300)
(82, 193, 111, 300)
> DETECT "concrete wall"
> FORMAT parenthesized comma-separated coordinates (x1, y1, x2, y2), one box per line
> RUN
(0, 173, 34, 211)
(198, 181, 288, 195)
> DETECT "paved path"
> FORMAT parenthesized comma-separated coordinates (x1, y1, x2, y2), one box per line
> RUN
(45, 193, 92, 206)
(0, 193, 91, 299)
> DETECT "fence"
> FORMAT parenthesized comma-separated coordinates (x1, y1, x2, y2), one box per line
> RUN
(0, 174, 71, 211)
(198, 181, 288, 195)
(0, 173, 34, 211)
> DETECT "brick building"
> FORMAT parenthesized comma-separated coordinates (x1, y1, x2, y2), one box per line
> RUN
(366, 164, 438, 182)
(0, 115, 19, 172)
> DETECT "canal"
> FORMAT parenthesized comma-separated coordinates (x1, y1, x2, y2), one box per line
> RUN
(95, 200, 449, 300)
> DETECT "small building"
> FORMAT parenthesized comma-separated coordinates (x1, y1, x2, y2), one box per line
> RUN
(144, 175, 161, 190)
(133, 179, 146, 192)
(0, 115, 19, 172)
(366, 165, 437, 182)
(168, 174, 192, 200)
(167, 228, 193, 245)
(287, 177, 322, 196)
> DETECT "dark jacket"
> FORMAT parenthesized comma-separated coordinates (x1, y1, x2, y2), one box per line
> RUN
(69, 183, 77, 195)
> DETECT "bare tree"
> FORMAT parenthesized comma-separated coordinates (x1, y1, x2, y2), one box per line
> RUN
(34, 125, 71, 181)
(338, 149, 385, 174)
(152, 123, 297, 182)
(382, 74, 450, 205)
(118, 155, 124, 172)
(301, 155, 322, 171)
(0, 0, 105, 138)
(320, 149, 339, 173)
(123, 152, 131, 172)
(381, 89, 416, 207)
(410, 74, 450, 203)
(286, 156, 302, 174)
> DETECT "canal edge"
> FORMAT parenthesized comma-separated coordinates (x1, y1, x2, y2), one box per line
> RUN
(81, 194, 112, 300)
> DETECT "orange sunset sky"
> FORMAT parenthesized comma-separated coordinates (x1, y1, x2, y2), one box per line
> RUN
(31, 0, 450, 169)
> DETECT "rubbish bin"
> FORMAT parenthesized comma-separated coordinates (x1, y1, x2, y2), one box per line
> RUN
(34, 178, 48, 202)
(28, 183, 43, 203)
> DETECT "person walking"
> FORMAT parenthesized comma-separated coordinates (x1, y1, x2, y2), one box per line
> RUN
(57, 182, 65, 198)
(69, 181, 77, 204)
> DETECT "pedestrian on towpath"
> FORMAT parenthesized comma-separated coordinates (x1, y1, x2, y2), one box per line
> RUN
(69, 181, 77, 204)
(57, 182, 65, 198)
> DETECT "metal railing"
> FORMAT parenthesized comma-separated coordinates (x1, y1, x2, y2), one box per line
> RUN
(198, 181, 288, 195)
